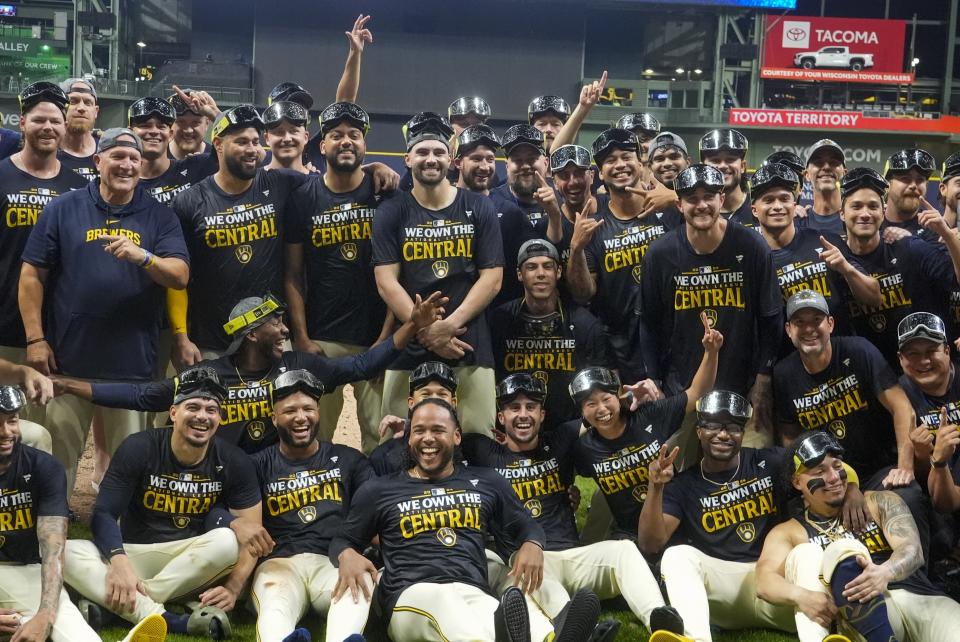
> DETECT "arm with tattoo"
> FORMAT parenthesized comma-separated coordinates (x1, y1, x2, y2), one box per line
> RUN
(27, 515, 68, 638)
(869, 491, 924, 582)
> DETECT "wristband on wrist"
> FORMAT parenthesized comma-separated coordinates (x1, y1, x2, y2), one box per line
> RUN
(140, 250, 155, 268)
(931, 455, 949, 469)
(26, 337, 46, 345)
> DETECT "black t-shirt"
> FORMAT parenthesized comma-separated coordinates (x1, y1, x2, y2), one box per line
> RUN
(490, 183, 550, 229)
(254, 442, 373, 559)
(573, 394, 687, 538)
(90, 342, 398, 453)
(287, 174, 393, 346)
(774, 336, 899, 479)
(96, 427, 260, 545)
(370, 436, 406, 477)
(57, 148, 97, 182)
(799, 209, 845, 238)
(489, 196, 537, 307)
(329, 465, 545, 618)
(139, 153, 218, 206)
(489, 297, 610, 428)
(0, 444, 68, 564)
(725, 195, 760, 229)
(462, 425, 580, 552)
(171, 169, 311, 350)
(663, 447, 784, 563)
(641, 221, 782, 395)
(0, 159, 87, 346)
(372, 188, 504, 369)
(900, 367, 960, 443)
(847, 237, 956, 371)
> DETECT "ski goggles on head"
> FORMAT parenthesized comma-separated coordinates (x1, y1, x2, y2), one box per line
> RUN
(409, 361, 458, 396)
(210, 105, 264, 139)
(272, 369, 324, 404)
(569, 368, 621, 406)
(502, 124, 545, 155)
(222, 294, 285, 337)
(0, 386, 26, 414)
(695, 391, 752, 426)
(267, 82, 313, 109)
(319, 101, 370, 135)
(840, 167, 889, 200)
(699, 129, 748, 159)
(528, 95, 570, 123)
(169, 91, 198, 117)
(750, 162, 800, 200)
(19, 81, 67, 113)
(173, 367, 227, 405)
(943, 152, 960, 180)
(496, 373, 546, 407)
(455, 124, 500, 158)
(448, 96, 491, 120)
(616, 113, 661, 138)
(128, 97, 176, 126)
(550, 144, 592, 172)
(592, 128, 639, 164)
(897, 312, 947, 349)
(764, 151, 805, 177)
(675, 164, 725, 196)
(403, 112, 454, 141)
(263, 100, 310, 129)
(793, 431, 845, 473)
(884, 148, 935, 179)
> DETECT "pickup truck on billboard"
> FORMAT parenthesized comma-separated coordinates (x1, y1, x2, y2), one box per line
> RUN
(793, 46, 874, 71)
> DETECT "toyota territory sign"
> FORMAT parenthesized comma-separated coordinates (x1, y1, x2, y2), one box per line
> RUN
(762, 16, 911, 84)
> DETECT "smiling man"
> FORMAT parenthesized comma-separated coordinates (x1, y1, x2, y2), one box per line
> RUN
(647, 132, 689, 188)
(699, 129, 755, 229)
(803, 139, 847, 237)
(883, 148, 937, 237)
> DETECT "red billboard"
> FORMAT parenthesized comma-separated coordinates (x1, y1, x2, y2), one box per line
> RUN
(762, 16, 911, 85)
(729, 109, 960, 134)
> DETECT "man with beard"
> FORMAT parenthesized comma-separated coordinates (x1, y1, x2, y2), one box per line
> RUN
(540, 145, 593, 266)
(699, 129, 756, 229)
(246, 370, 374, 642)
(757, 431, 959, 642)
(490, 124, 557, 230)
(647, 132, 688, 188)
(374, 114, 503, 435)
(940, 152, 960, 229)
(567, 129, 683, 383)
(490, 240, 609, 428)
(169, 105, 311, 360)
(19, 129, 189, 493)
(263, 101, 310, 174)
(838, 168, 960, 369)
(883, 148, 938, 237)
(640, 165, 781, 442)
(0, 83, 86, 368)
(57, 78, 99, 181)
(528, 95, 571, 153)
(285, 101, 394, 454)
(63, 368, 266, 640)
(751, 163, 880, 339)
(802, 139, 847, 237)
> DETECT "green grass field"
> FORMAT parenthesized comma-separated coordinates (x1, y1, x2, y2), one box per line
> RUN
(73, 478, 798, 641)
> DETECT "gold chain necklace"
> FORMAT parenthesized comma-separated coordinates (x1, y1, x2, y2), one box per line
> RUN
(699, 458, 741, 489)
(803, 509, 846, 543)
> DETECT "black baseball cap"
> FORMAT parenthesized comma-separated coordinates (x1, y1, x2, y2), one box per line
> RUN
(319, 102, 370, 135)
(502, 124, 546, 156)
(19, 81, 67, 113)
(496, 374, 546, 408)
(592, 128, 639, 165)
(210, 105, 264, 139)
(840, 167, 888, 200)
(272, 369, 324, 404)
(884, 148, 936, 180)
(616, 113, 661, 138)
(750, 162, 800, 201)
(455, 124, 500, 159)
(263, 100, 309, 130)
(267, 82, 313, 109)
(517, 239, 560, 267)
(550, 145, 592, 172)
(448, 97, 491, 121)
(173, 367, 227, 405)
(528, 95, 570, 124)
(764, 151, 805, 177)
(128, 97, 176, 126)
(699, 129, 748, 160)
(569, 368, 621, 407)
(675, 164, 725, 196)
(695, 390, 753, 426)
(409, 362, 458, 396)
(805, 139, 845, 167)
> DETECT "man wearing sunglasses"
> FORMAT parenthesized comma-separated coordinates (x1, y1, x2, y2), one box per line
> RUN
(57, 78, 100, 182)
(883, 148, 938, 238)
(699, 129, 757, 229)
(757, 431, 960, 642)
(63, 367, 266, 639)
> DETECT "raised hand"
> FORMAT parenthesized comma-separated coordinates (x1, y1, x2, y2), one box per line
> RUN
(933, 407, 960, 464)
(346, 14, 373, 53)
(533, 173, 562, 219)
(918, 197, 950, 238)
(569, 197, 601, 252)
(819, 235, 851, 274)
(700, 310, 724, 353)
(648, 444, 679, 486)
(172, 85, 219, 120)
(578, 70, 608, 108)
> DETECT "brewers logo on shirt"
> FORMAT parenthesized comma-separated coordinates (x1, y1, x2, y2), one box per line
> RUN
(848, 271, 911, 323)
(223, 381, 272, 438)
(395, 488, 483, 540)
(496, 456, 564, 509)
(591, 440, 661, 501)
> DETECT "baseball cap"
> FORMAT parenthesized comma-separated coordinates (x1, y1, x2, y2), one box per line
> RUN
(60, 78, 97, 101)
(517, 239, 560, 267)
(569, 367, 621, 407)
(695, 390, 753, 426)
(172, 366, 227, 405)
(19, 81, 68, 113)
(647, 132, 688, 159)
(0, 386, 26, 414)
(319, 102, 370, 135)
(448, 97, 491, 121)
(675, 164, 724, 196)
(267, 82, 313, 109)
(884, 148, 936, 180)
(528, 95, 570, 124)
(805, 139, 845, 167)
(454, 124, 500, 159)
(792, 431, 844, 473)
(502, 124, 546, 156)
(750, 162, 800, 201)
(96, 128, 143, 154)
(897, 312, 947, 349)
(786, 290, 830, 320)
(271, 369, 324, 404)
(496, 374, 546, 408)
(592, 128, 639, 165)
(409, 361, 458, 396)
(616, 113, 661, 137)
(223, 294, 286, 354)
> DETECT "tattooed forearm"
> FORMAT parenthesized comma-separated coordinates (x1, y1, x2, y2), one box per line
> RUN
(872, 491, 924, 581)
(36, 516, 68, 615)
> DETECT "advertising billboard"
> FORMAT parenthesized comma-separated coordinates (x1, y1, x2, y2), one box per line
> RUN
(762, 16, 911, 85)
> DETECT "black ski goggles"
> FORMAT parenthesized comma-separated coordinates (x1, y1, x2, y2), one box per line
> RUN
(793, 431, 845, 473)
(19, 81, 67, 113)
(267, 82, 313, 109)
(169, 91, 198, 117)
(942, 152, 960, 180)
(884, 148, 935, 179)
(496, 374, 546, 407)
(528, 95, 570, 123)
(592, 128, 639, 164)
(616, 113, 661, 137)
(569, 368, 621, 406)
(128, 97, 176, 126)
(211, 105, 264, 139)
(551, 144, 592, 172)
(409, 361, 459, 396)
(403, 112, 454, 141)
(897, 312, 947, 349)
(764, 151, 805, 177)
(699, 129, 748, 159)
(319, 101, 370, 135)
(695, 390, 752, 426)
(448, 96, 491, 120)
(455, 124, 501, 158)
(0, 386, 26, 414)
(272, 369, 324, 404)
(173, 367, 227, 405)
(675, 164, 725, 196)
(840, 167, 889, 200)
(750, 163, 800, 200)
(502, 124, 545, 155)
(263, 100, 309, 129)
(521, 311, 563, 339)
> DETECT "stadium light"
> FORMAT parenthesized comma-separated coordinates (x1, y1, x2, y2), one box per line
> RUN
(675, 67, 685, 74)
(693, 68, 702, 75)
(911, 57, 919, 67)
(136, 41, 146, 48)
(643, 68, 654, 75)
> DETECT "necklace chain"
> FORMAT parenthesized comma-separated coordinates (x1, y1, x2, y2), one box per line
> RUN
(803, 509, 845, 542)
(699, 458, 741, 489)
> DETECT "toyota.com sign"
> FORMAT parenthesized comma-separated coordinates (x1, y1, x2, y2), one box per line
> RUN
(763, 15, 910, 84)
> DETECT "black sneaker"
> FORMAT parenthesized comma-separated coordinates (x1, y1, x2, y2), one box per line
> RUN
(77, 598, 102, 632)
(495, 586, 530, 642)
(650, 605, 684, 635)
(586, 618, 621, 642)
(552, 589, 601, 642)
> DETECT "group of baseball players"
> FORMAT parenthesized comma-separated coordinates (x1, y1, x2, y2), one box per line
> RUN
(2, 12, 960, 642)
